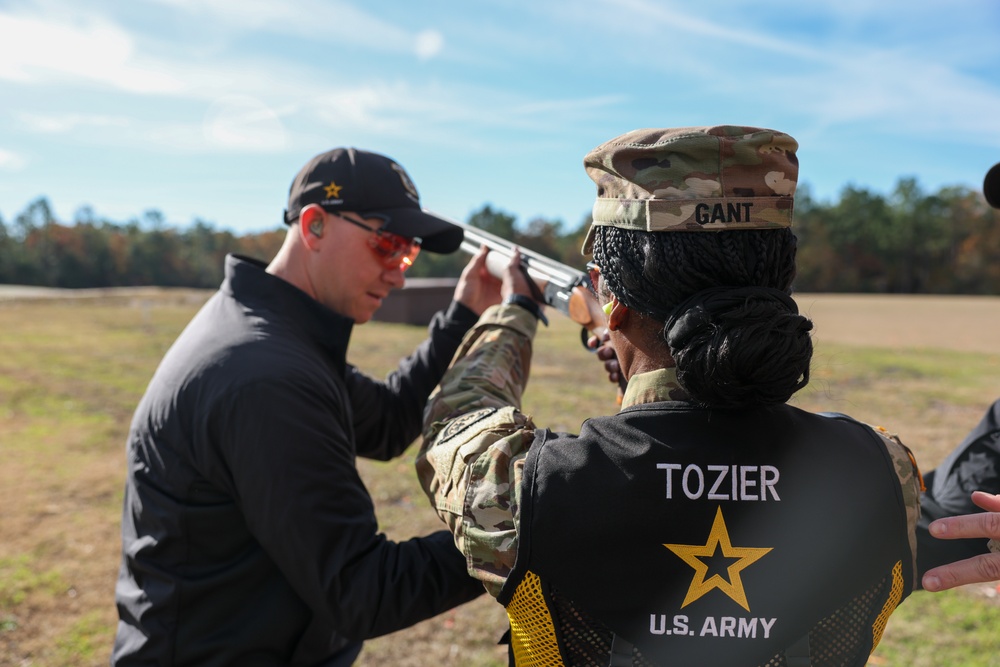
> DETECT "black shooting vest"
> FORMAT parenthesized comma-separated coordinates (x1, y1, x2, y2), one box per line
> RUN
(498, 403, 917, 667)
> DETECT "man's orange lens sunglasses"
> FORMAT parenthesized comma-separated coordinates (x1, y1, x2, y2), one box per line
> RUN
(335, 214, 421, 271)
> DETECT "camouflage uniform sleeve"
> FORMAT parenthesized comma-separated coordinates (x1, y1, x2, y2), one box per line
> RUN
(416, 302, 540, 598)
(869, 423, 925, 588)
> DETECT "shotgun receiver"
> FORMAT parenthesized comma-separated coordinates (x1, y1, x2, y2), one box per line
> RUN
(447, 219, 609, 349)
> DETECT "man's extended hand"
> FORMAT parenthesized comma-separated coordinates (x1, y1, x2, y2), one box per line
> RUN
(586, 330, 622, 386)
(922, 491, 1000, 591)
(454, 245, 503, 315)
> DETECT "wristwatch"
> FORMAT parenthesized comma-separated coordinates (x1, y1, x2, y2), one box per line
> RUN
(503, 293, 548, 326)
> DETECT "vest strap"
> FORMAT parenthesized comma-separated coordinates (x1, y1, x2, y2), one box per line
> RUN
(784, 633, 811, 667)
(608, 633, 634, 667)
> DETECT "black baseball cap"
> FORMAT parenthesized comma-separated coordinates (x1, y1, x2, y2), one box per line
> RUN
(985, 162, 1000, 209)
(283, 147, 464, 253)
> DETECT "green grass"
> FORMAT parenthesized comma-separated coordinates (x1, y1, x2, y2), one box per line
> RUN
(55, 612, 112, 663)
(0, 555, 67, 608)
(2, 293, 1000, 665)
(873, 588, 1000, 667)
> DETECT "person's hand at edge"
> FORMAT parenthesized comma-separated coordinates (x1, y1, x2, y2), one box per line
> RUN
(586, 330, 622, 386)
(922, 491, 1000, 591)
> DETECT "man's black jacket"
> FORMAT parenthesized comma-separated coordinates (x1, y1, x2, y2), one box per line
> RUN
(113, 254, 483, 666)
(917, 398, 1000, 578)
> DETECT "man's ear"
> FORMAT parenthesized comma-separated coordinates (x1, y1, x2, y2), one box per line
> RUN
(299, 205, 325, 250)
(606, 297, 630, 331)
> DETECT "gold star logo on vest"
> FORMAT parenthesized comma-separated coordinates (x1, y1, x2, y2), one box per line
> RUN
(664, 506, 772, 612)
(324, 181, 343, 198)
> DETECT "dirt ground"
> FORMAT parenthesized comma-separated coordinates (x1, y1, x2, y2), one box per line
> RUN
(796, 292, 1000, 354)
(3, 289, 1000, 666)
(4, 287, 997, 353)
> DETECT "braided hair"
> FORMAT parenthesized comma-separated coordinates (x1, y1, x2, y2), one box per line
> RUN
(592, 226, 813, 409)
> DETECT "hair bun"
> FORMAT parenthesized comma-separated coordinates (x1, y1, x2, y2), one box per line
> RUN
(666, 288, 813, 408)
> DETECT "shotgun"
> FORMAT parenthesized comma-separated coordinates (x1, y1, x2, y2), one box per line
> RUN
(448, 220, 607, 347)
(439, 216, 628, 401)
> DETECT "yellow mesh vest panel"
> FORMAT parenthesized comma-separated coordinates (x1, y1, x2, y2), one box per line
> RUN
(871, 560, 904, 652)
(506, 570, 564, 666)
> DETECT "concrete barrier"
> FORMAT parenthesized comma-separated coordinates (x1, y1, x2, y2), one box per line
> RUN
(372, 278, 459, 326)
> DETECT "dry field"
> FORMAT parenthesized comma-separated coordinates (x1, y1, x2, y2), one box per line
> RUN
(798, 293, 1000, 356)
(796, 293, 1000, 458)
(2, 288, 1000, 666)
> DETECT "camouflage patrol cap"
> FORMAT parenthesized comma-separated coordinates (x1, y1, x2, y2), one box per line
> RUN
(581, 126, 798, 254)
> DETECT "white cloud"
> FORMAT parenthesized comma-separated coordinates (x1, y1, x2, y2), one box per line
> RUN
(311, 80, 624, 142)
(17, 113, 132, 134)
(202, 95, 288, 151)
(414, 30, 444, 60)
(0, 148, 26, 171)
(0, 12, 183, 93)
(601, 0, 820, 60)
(591, 0, 1000, 143)
(314, 86, 410, 135)
(145, 0, 345, 31)
(0, 3, 452, 109)
(11, 103, 284, 155)
(143, 0, 429, 57)
(746, 49, 1000, 145)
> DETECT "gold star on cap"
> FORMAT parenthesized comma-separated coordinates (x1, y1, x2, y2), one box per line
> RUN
(664, 506, 772, 612)
(324, 181, 343, 198)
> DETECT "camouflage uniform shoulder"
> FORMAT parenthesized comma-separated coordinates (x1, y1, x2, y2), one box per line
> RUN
(820, 412, 923, 587)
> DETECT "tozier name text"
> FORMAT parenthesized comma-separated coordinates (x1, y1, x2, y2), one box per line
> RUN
(657, 463, 780, 501)
(650, 614, 777, 639)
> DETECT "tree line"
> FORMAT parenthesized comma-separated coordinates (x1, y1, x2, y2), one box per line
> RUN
(1, 177, 998, 294)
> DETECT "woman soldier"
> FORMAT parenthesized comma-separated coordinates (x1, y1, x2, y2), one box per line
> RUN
(417, 126, 922, 667)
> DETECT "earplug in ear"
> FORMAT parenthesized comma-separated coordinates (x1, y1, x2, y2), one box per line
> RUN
(309, 222, 323, 238)
(602, 301, 614, 316)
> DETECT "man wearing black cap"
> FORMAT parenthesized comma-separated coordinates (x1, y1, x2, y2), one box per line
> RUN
(112, 148, 497, 666)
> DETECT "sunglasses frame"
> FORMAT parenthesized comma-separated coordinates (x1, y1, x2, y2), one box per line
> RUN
(334, 213, 421, 271)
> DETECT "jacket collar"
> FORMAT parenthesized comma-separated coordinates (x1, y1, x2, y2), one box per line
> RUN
(620, 368, 690, 408)
(222, 254, 354, 374)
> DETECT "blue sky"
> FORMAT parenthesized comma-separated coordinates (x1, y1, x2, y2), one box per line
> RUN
(1, 0, 998, 235)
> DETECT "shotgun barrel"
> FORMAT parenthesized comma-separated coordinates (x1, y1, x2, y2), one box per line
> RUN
(446, 218, 608, 347)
